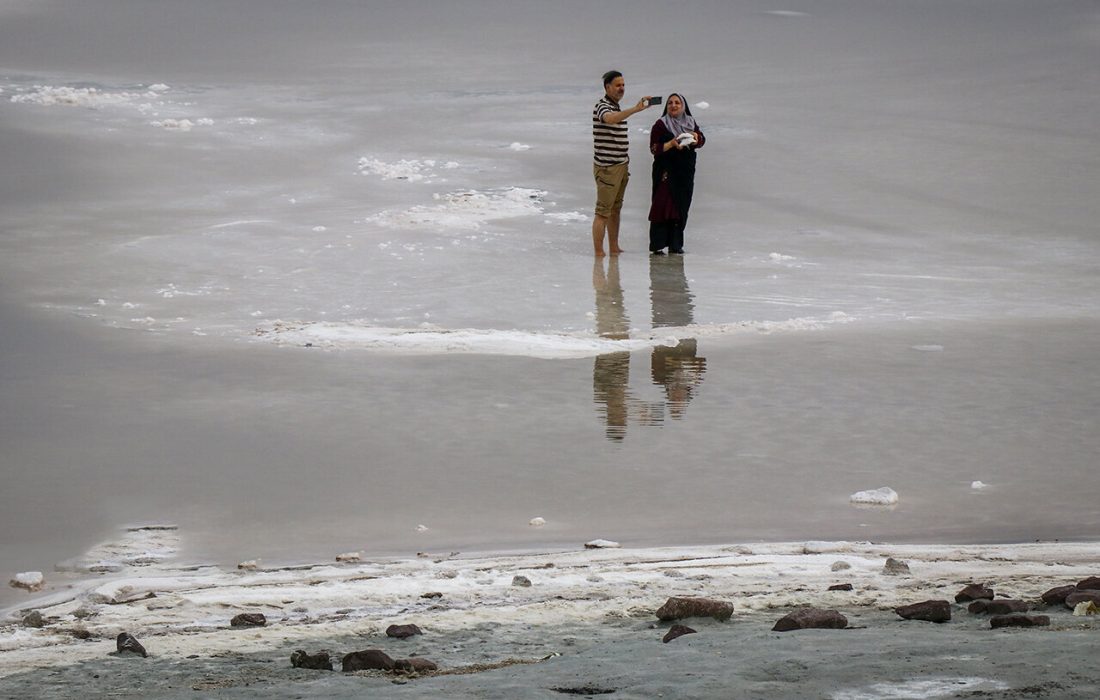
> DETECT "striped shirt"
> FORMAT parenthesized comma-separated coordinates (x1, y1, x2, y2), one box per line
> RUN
(593, 96, 629, 166)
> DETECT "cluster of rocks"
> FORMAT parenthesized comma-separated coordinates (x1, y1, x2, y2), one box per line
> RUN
(653, 571, 1100, 640)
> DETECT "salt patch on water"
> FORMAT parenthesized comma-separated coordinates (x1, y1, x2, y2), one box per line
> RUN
(365, 187, 546, 232)
(544, 211, 589, 225)
(10, 85, 146, 108)
(831, 677, 1008, 700)
(356, 157, 459, 182)
(508, 142, 531, 151)
(850, 487, 899, 506)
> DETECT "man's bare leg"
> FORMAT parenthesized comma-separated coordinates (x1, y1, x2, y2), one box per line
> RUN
(592, 214, 608, 257)
(608, 211, 624, 255)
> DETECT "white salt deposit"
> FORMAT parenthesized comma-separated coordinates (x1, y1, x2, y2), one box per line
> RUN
(151, 118, 193, 131)
(8, 572, 44, 592)
(971, 481, 987, 490)
(508, 142, 531, 151)
(356, 157, 459, 182)
(365, 188, 546, 232)
(695, 101, 709, 109)
(529, 517, 546, 527)
(416, 524, 430, 532)
(543, 211, 589, 224)
(850, 487, 899, 506)
(10, 85, 142, 108)
(584, 539, 621, 549)
(769, 252, 796, 262)
(832, 677, 1008, 700)
(912, 345, 945, 352)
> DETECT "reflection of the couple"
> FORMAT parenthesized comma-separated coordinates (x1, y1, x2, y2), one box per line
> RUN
(649, 254, 707, 419)
(591, 256, 706, 441)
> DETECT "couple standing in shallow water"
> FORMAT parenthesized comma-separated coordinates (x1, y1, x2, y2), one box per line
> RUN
(591, 70, 706, 257)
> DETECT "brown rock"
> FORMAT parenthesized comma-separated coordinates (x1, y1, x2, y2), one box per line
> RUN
(230, 613, 267, 627)
(655, 596, 734, 622)
(342, 649, 395, 672)
(662, 624, 697, 643)
(990, 614, 1050, 629)
(420, 592, 443, 599)
(512, 575, 532, 587)
(290, 650, 333, 670)
(22, 611, 45, 628)
(116, 632, 147, 657)
(828, 583, 853, 591)
(1064, 591, 1100, 609)
(969, 599, 1028, 615)
(1041, 584, 1077, 605)
(394, 657, 439, 673)
(772, 608, 848, 632)
(385, 624, 423, 639)
(955, 583, 994, 603)
(895, 600, 951, 623)
(882, 558, 910, 576)
(1076, 576, 1100, 591)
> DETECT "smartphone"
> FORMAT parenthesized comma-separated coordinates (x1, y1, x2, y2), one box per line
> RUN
(649, 96, 663, 106)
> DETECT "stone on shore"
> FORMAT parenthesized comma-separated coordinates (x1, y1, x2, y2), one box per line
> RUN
(290, 650, 333, 670)
(882, 558, 910, 576)
(662, 624, 697, 643)
(990, 614, 1050, 629)
(831, 561, 851, 572)
(1076, 576, 1100, 590)
(955, 583, 994, 602)
(230, 613, 267, 628)
(772, 608, 848, 632)
(1041, 584, 1077, 605)
(828, 583, 853, 591)
(1064, 591, 1100, 609)
(116, 632, 148, 658)
(895, 600, 951, 623)
(342, 649, 395, 672)
(968, 599, 1028, 615)
(22, 611, 45, 628)
(385, 624, 423, 639)
(9, 571, 45, 592)
(335, 552, 361, 563)
(655, 596, 734, 622)
(394, 657, 439, 673)
(420, 591, 443, 599)
(1072, 601, 1098, 616)
(584, 539, 621, 549)
(512, 575, 532, 587)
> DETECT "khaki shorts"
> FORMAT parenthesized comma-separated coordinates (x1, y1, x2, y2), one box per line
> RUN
(593, 161, 629, 217)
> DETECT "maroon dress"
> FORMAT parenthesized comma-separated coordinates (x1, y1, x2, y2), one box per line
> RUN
(648, 120, 705, 253)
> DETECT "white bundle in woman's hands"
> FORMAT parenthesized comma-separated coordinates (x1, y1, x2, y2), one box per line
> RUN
(676, 132, 697, 146)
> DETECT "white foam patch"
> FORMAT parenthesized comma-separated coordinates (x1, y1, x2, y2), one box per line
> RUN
(850, 487, 899, 506)
(150, 118, 194, 131)
(255, 322, 665, 359)
(544, 211, 590, 225)
(356, 157, 459, 182)
(508, 142, 531, 151)
(832, 677, 1009, 700)
(695, 101, 710, 110)
(365, 187, 546, 231)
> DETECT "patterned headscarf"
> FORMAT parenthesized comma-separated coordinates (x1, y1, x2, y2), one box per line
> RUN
(659, 93, 699, 137)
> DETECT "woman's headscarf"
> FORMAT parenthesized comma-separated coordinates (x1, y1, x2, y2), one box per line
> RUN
(659, 93, 699, 137)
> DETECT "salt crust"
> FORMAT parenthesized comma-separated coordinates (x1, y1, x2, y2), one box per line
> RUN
(3, 537, 1097, 679)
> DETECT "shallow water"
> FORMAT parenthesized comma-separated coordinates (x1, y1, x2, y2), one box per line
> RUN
(2, 0, 1099, 606)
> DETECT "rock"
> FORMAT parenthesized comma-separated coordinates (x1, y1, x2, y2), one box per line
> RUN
(849, 487, 899, 506)
(237, 560, 259, 570)
(828, 583, 854, 591)
(1073, 601, 1099, 616)
(772, 608, 848, 632)
(955, 583, 994, 602)
(1076, 576, 1100, 591)
(116, 632, 148, 657)
(22, 611, 45, 628)
(882, 558, 910, 576)
(1041, 584, 1077, 605)
(72, 606, 97, 619)
(9, 571, 45, 592)
(385, 624, 423, 639)
(662, 624, 697, 643)
(1064, 591, 1100, 609)
(421, 591, 443, 599)
(990, 614, 1050, 629)
(290, 650, 333, 670)
(394, 657, 438, 673)
(655, 596, 734, 622)
(71, 627, 94, 640)
(342, 649, 395, 672)
(230, 613, 267, 628)
(584, 539, 621, 549)
(895, 600, 951, 623)
(512, 575, 532, 587)
(968, 599, 1028, 615)
(830, 561, 852, 572)
(335, 552, 361, 563)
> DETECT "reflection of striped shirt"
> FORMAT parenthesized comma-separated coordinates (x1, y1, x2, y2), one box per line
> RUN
(593, 96, 629, 166)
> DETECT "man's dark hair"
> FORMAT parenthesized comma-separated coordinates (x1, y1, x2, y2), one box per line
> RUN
(602, 70, 623, 88)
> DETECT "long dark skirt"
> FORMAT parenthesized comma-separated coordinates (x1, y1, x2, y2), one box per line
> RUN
(648, 159, 696, 253)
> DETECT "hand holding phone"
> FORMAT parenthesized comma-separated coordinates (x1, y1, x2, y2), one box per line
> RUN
(648, 96, 663, 106)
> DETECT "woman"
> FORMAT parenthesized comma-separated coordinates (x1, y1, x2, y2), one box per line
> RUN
(648, 93, 705, 254)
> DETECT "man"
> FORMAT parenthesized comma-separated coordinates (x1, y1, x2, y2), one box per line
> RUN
(592, 70, 652, 257)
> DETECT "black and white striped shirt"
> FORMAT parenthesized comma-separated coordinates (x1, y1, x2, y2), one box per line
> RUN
(593, 96, 629, 166)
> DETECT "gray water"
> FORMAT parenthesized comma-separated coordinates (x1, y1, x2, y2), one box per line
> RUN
(2, 0, 1099, 607)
